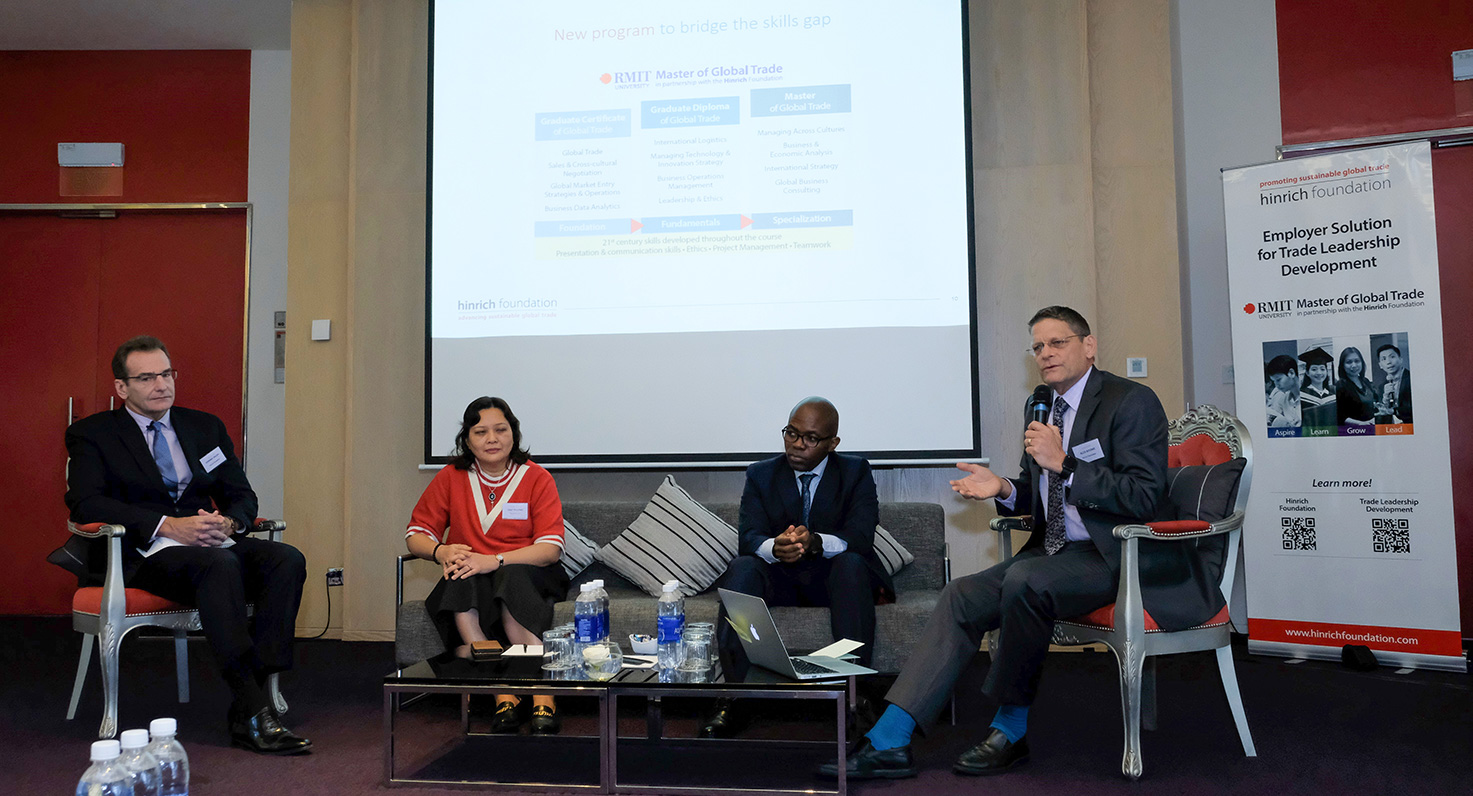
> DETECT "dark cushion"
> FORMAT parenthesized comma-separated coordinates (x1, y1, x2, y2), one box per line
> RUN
(1165, 457, 1247, 584)
(47, 535, 101, 587)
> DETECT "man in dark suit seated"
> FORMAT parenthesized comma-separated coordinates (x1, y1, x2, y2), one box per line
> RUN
(703, 397, 891, 738)
(823, 306, 1216, 780)
(65, 336, 311, 755)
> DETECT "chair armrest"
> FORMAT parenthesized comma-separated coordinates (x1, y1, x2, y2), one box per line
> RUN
(397, 553, 428, 607)
(65, 522, 128, 623)
(68, 521, 125, 539)
(249, 518, 286, 543)
(988, 516, 1032, 533)
(1111, 510, 1243, 542)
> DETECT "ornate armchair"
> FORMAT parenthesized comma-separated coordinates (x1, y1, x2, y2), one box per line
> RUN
(990, 404, 1256, 778)
(62, 520, 288, 738)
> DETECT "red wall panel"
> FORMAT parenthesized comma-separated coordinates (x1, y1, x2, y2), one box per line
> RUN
(0, 51, 250, 614)
(1277, 0, 1473, 144)
(0, 51, 249, 203)
(1278, 0, 1473, 633)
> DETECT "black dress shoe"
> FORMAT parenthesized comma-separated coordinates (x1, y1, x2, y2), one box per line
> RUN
(953, 729, 1029, 776)
(229, 707, 313, 755)
(699, 697, 747, 738)
(529, 704, 561, 735)
(816, 738, 916, 780)
(490, 699, 525, 734)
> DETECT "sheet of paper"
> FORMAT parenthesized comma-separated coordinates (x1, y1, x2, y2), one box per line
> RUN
(501, 644, 543, 657)
(810, 638, 865, 658)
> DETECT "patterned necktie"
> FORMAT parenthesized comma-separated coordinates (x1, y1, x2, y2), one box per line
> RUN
(799, 473, 817, 526)
(148, 421, 180, 501)
(1044, 396, 1068, 555)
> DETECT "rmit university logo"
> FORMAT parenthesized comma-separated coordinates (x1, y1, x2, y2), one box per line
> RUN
(1244, 299, 1291, 314)
(602, 70, 650, 84)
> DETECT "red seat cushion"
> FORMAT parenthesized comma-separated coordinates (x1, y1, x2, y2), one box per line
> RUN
(1066, 602, 1232, 632)
(72, 587, 193, 616)
(1169, 433, 1233, 467)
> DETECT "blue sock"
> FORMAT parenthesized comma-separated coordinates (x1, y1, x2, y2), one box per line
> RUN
(989, 704, 1028, 743)
(864, 704, 917, 750)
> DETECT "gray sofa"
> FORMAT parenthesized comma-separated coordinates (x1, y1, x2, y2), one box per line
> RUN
(395, 501, 947, 673)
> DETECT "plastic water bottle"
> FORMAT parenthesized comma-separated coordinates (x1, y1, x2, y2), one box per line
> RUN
(147, 718, 189, 796)
(590, 579, 611, 642)
(76, 739, 131, 796)
(657, 580, 685, 669)
(118, 729, 161, 796)
(574, 582, 600, 656)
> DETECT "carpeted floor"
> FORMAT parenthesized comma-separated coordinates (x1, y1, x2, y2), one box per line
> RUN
(3, 616, 1470, 794)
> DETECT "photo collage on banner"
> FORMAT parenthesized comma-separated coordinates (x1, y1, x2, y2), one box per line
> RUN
(1260, 332, 1413, 438)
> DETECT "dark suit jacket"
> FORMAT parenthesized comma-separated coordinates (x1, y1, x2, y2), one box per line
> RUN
(61, 406, 257, 584)
(1375, 367, 1412, 423)
(738, 452, 893, 598)
(1000, 368, 1223, 631)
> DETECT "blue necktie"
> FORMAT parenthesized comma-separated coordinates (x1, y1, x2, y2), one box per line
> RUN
(148, 421, 180, 501)
(799, 473, 816, 526)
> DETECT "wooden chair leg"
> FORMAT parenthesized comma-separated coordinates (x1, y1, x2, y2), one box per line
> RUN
(1114, 643, 1146, 780)
(1215, 645, 1256, 757)
(67, 633, 95, 721)
(174, 630, 190, 703)
(98, 626, 121, 739)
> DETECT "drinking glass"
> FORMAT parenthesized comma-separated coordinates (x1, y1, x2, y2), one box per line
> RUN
(541, 627, 576, 670)
(678, 627, 713, 671)
(582, 639, 624, 680)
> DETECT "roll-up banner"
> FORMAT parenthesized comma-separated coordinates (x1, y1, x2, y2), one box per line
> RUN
(1223, 142, 1464, 672)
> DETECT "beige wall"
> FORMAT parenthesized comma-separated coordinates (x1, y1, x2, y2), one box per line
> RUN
(285, 0, 1184, 638)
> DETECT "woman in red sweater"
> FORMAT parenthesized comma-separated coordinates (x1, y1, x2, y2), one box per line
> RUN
(406, 396, 568, 734)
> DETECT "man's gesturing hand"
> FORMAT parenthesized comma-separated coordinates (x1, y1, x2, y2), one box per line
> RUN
(950, 463, 1011, 501)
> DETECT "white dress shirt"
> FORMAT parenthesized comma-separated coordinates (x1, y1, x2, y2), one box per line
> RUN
(996, 367, 1093, 543)
(756, 455, 851, 563)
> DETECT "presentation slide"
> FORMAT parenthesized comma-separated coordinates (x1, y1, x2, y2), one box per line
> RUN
(428, 0, 977, 463)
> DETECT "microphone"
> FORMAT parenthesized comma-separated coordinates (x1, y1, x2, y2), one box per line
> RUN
(1028, 385, 1052, 426)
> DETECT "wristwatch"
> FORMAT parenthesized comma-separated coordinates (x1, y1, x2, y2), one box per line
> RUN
(804, 532, 823, 559)
(495, 553, 506, 567)
(1059, 453, 1078, 477)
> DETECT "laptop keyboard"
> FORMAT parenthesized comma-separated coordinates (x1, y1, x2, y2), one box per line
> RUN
(790, 657, 839, 676)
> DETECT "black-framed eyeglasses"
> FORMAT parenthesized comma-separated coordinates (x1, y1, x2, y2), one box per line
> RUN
(1029, 335, 1084, 357)
(122, 369, 179, 385)
(781, 426, 834, 447)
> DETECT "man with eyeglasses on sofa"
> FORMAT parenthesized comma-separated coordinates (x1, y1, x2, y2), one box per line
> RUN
(702, 396, 893, 738)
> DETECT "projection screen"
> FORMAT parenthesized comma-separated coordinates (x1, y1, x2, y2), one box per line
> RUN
(426, 0, 977, 466)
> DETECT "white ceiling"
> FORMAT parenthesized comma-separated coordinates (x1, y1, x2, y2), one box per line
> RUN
(0, 0, 291, 50)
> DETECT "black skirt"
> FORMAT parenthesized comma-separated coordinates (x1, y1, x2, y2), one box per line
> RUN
(425, 563, 570, 647)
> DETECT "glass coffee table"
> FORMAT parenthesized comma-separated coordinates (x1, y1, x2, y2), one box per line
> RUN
(384, 652, 854, 794)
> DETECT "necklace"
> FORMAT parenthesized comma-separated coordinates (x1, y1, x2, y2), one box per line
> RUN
(477, 461, 517, 502)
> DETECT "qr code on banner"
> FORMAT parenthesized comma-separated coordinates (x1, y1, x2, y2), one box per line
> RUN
(1372, 518, 1411, 554)
(1281, 517, 1316, 550)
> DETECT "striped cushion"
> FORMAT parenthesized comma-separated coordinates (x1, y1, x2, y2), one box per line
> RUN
(873, 524, 914, 576)
(560, 519, 599, 579)
(595, 475, 739, 597)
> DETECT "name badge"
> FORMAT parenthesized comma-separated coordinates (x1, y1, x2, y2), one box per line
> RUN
(200, 447, 227, 472)
(502, 502, 529, 520)
(1072, 438, 1105, 463)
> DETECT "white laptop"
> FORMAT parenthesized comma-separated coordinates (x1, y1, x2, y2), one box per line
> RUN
(717, 588, 877, 680)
